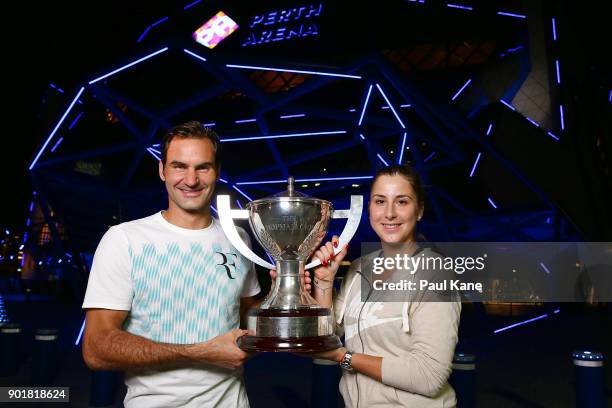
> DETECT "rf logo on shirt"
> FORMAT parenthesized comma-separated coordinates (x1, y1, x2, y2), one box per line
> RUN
(215, 252, 238, 279)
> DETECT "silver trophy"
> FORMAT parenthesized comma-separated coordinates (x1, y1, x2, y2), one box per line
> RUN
(217, 177, 362, 352)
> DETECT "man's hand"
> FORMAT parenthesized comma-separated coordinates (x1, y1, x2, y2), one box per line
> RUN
(84, 309, 251, 371)
(269, 270, 312, 291)
(187, 329, 249, 370)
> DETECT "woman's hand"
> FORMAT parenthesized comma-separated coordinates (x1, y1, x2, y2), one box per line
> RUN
(311, 235, 348, 285)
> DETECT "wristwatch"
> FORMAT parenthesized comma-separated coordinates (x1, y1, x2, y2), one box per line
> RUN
(339, 350, 354, 371)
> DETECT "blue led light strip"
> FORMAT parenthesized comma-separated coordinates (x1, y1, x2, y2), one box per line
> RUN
(424, 151, 436, 162)
(88, 47, 169, 84)
(447, 4, 473, 11)
(551, 18, 565, 132)
(137, 17, 169, 43)
(146, 148, 161, 160)
(497, 11, 527, 19)
(68, 112, 83, 130)
(398, 132, 407, 164)
(30, 87, 85, 170)
(500, 100, 560, 141)
(358, 84, 373, 126)
(280, 113, 305, 119)
(50, 137, 64, 153)
(539, 262, 551, 274)
(183, 48, 208, 63)
(469, 152, 482, 177)
(377, 153, 389, 166)
(500, 99, 515, 111)
(525, 117, 540, 128)
(494, 313, 549, 334)
(183, 0, 202, 10)
(226, 63, 362, 79)
(75, 318, 86, 346)
(546, 131, 559, 141)
(49, 83, 64, 93)
(236, 176, 373, 185)
(136, 26, 152, 44)
(451, 79, 472, 101)
(220, 130, 347, 142)
(375, 83, 406, 128)
(152, 17, 169, 27)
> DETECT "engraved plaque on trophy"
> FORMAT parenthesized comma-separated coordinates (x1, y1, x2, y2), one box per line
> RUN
(217, 177, 363, 352)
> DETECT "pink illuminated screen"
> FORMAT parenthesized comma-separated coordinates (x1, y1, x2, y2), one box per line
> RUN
(193, 11, 239, 49)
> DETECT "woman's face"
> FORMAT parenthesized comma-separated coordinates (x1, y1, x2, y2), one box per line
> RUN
(369, 174, 423, 247)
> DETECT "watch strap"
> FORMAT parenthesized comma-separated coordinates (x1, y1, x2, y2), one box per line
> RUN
(339, 350, 354, 371)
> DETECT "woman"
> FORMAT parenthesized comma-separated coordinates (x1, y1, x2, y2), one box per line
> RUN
(309, 164, 461, 407)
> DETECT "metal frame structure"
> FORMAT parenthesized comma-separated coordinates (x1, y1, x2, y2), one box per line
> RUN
(24, 2, 580, 298)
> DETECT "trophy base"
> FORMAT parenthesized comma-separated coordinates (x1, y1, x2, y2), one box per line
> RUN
(242, 307, 342, 352)
(239, 334, 342, 353)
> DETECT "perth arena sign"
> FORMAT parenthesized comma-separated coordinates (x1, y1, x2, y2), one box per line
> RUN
(241, 3, 323, 47)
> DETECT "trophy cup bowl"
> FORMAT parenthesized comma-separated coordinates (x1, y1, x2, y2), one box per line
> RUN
(217, 177, 363, 352)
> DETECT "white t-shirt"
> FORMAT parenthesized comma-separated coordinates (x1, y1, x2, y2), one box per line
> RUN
(82, 212, 260, 408)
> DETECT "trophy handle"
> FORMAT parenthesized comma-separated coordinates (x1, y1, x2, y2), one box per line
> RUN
(304, 195, 363, 270)
(217, 195, 276, 270)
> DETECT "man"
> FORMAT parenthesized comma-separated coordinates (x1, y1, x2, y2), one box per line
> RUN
(82, 121, 261, 407)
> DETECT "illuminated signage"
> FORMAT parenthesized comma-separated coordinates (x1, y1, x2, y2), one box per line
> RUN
(242, 3, 323, 47)
(193, 11, 239, 49)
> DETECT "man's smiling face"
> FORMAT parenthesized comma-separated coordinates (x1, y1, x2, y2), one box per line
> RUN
(159, 137, 218, 215)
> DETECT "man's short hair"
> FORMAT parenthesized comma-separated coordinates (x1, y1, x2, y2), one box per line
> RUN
(161, 121, 221, 168)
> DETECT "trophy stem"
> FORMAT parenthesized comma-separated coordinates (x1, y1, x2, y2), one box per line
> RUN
(261, 260, 319, 309)
(276, 259, 302, 276)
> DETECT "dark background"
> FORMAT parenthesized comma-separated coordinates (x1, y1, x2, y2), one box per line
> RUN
(1, 0, 610, 234)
